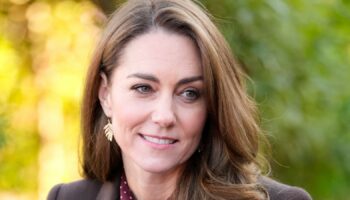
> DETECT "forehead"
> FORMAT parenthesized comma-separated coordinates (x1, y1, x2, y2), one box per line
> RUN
(114, 29, 202, 77)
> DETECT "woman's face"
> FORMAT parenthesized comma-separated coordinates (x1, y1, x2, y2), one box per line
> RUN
(99, 29, 207, 175)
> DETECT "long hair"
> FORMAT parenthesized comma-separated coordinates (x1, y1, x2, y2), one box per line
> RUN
(81, 0, 267, 199)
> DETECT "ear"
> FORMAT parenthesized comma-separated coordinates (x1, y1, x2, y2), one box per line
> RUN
(98, 73, 112, 117)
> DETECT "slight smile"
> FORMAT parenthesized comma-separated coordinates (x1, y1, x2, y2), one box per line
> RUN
(139, 134, 178, 145)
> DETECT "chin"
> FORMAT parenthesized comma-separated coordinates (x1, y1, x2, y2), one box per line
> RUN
(138, 160, 184, 175)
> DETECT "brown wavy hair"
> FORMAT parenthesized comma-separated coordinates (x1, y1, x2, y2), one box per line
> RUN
(81, 0, 268, 199)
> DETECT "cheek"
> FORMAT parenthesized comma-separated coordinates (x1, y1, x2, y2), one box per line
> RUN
(110, 92, 148, 134)
(180, 104, 207, 138)
(178, 105, 206, 161)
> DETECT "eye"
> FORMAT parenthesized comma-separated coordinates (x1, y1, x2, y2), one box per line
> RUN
(181, 88, 200, 102)
(131, 84, 153, 94)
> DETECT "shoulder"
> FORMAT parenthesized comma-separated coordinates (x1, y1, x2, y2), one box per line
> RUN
(259, 176, 312, 200)
(47, 179, 102, 200)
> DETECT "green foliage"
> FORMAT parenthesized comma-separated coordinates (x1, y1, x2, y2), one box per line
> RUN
(202, 0, 350, 199)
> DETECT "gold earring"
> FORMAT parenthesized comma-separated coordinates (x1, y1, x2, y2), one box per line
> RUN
(103, 118, 113, 142)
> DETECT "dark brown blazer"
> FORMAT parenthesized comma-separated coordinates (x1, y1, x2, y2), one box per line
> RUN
(47, 176, 312, 200)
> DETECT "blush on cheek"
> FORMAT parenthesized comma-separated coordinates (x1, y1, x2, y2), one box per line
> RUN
(112, 99, 150, 137)
(113, 94, 148, 119)
(183, 108, 206, 133)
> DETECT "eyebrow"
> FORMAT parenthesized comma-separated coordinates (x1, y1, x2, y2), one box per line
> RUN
(127, 73, 203, 86)
(176, 76, 203, 87)
(127, 73, 159, 82)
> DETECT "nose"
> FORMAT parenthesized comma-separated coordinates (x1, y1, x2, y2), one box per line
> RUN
(151, 95, 176, 128)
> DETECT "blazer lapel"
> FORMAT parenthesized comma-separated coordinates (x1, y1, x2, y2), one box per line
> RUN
(96, 177, 121, 200)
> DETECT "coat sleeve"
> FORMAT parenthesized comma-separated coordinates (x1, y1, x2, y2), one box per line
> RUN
(259, 177, 312, 200)
(47, 184, 63, 200)
(271, 186, 312, 200)
(46, 179, 102, 200)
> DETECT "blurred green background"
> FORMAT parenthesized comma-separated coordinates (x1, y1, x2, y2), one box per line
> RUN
(0, 0, 349, 199)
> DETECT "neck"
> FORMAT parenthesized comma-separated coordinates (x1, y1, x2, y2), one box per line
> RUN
(123, 165, 182, 200)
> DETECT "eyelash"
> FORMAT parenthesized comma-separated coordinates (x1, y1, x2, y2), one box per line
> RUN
(131, 84, 201, 102)
(180, 88, 201, 102)
(131, 84, 153, 94)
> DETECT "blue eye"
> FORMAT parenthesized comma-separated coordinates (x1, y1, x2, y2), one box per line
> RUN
(132, 84, 153, 94)
(181, 89, 200, 101)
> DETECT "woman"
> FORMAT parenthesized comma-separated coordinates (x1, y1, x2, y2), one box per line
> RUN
(48, 0, 312, 199)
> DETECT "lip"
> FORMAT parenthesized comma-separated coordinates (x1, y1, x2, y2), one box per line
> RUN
(139, 133, 178, 149)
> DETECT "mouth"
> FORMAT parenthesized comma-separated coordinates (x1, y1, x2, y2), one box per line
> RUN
(139, 134, 178, 145)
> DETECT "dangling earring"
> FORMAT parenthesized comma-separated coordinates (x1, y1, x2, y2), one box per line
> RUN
(103, 118, 113, 142)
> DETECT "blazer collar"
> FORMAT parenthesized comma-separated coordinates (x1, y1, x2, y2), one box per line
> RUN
(96, 175, 121, 200)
